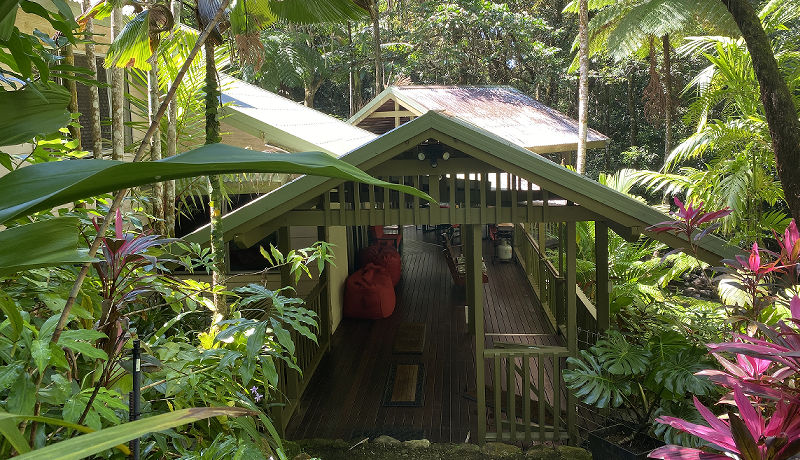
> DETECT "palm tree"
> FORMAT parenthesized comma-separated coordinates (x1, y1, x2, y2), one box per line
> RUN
(633, 3, 800, 243)
(576, 0, 589, 174)
(564, 0, 739, 159)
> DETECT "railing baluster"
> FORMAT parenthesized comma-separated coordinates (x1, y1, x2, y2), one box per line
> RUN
(538, 353, 546, 443)
(494, 354, 502, 438)
(523, 355, 531, 444)
(553, 355, 561, 442)
(508, 353, 516, 441)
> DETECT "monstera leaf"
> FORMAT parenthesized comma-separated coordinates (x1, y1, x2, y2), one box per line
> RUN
(564, 350, 631, 408)
(592, 330, 651, 375)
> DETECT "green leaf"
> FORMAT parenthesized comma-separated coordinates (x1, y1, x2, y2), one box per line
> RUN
(0, 0, 19, 41)
(563, 351, 630, 409)
(105, 9, 152, 71)
(8, 373, 35, 415)
(0, 218, 98, 276)
(270, 318, 295, 356)
(0, 83, 71, 146)
(58, 339, 108, 361)
(593, 331, 651, 376)
(0, 289, 22, 340)
(0, 143, 434, 224)
(0, 414, 30, 454)
(30, 339, 50, 374)
(729, 412, 760, 460)
(0, 362, 23, 392)
(12, 406, 256, 460)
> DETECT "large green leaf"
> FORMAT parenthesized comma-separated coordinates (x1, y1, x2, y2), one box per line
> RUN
(0, 218, 96, 276)
(229, 0, 367, 34)
(0, 0, 18, 40)
(0, 143, 434, 224)
(0, 84, 70, 146)
(105, 9, 152, 70)
(5, 407, 254, 459)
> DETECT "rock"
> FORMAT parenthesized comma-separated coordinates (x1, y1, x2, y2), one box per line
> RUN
(692, 277, 705, 288)
(373, 435, 401, 445)
(556, 446, 592, 460)
(451, 443, 481, 453)
(684, 287, 698, 296)
(402, 439, 431, 449)
(481, 442, 523, 458)
(524, 445, 560, 460)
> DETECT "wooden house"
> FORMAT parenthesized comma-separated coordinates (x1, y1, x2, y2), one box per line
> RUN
(182, 110, 734, 444)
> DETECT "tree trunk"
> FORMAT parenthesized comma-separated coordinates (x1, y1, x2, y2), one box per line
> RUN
(204, 40, 228, 320)
(110, 6, 124, 160)
(723, 0, 800, 222)
(82, 0, 102, 158)
(371, 0, 384, 95)
(576, 0, 589, 174)
(627, 72, 637, 146)
(63, 45, 81, 148)
(165, 0, 180, 237)
(662, 34, 673, 162)
(348, 21, 355, 117)
(148, 53, 165, 235)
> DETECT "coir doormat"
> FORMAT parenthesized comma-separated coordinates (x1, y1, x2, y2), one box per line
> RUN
(383, 363, 425, 407)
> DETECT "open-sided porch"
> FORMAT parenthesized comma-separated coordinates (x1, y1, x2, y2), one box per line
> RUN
(285, 228, 564, 443)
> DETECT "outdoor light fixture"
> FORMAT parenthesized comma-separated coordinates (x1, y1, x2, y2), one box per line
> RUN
(417, 151, 426, 161)
(442, 151, 451, 160)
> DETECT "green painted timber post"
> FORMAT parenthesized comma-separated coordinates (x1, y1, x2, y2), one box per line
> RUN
(595, 221, 610, 331)
(565, 221, 578, 443)
(466, 224, 486, 442)
(318, 226, 332, 350)
(278, 226, 300, 409)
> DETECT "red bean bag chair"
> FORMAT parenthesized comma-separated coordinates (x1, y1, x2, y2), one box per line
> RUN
(344, 264, 396, 319)
(359, 244, 382, 267)
(374, 247, 402, 286)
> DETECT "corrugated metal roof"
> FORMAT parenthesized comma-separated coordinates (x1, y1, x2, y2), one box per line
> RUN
(220, 74, 377, 156)
(350, 86, 610, 153)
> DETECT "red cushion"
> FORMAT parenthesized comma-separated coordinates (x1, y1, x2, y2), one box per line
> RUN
(374, 247, 402, 285)
(359, 244, 382, 267)
(344, 264, 396, 319)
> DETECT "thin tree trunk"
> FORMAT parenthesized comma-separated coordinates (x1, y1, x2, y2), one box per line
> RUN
(662, 34, 673, 162)
(627, 72, 637, 146)
(204, 40, 228, 321)
(63, 45, 81, 149)
(576, 0, 589, 174)
(83, 0, 102, 157)
(149, 53, 165, 235)
(111, 6, 124, 160)
(371, 0, 384, 95)
(724, 0, 800, 223)
(52, 0, 232, 345)
(348, 22, 355, 117)
(165, 0, 180, 237)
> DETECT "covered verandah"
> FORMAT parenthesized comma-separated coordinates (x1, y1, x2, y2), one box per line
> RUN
(285, 228, 564, 443)
(183, 111, 733, 445)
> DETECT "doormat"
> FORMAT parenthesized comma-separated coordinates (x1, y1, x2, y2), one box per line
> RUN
(393, 322, 426, 354)
(383, 363, 425, 407)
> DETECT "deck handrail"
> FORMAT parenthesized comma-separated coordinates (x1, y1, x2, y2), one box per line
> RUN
(482, 346, 576, 444)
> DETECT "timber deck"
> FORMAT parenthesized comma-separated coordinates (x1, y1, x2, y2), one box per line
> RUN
(285, 227, 564, 443)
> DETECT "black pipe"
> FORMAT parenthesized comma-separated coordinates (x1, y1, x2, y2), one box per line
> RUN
(129, 339, 141, 460)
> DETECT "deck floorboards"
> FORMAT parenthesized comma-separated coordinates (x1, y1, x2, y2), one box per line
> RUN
(286, 227, 564, 443)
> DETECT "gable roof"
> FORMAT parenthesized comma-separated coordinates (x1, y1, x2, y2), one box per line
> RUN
(349, 86, 610, 154)
(184, 111, 735, 264)
(220, 74, 377, 156)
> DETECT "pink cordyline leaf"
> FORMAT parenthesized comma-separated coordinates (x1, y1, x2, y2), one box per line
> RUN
(648, 445, 730, 459)
(654, 414, 737, 452)
(114, 208, 123, 239)
(791, 296, 800, 321)
(695, 208, 733, 225)
(733, 385, 764, 441)
(735, 353, 773, 378)
(780, 220, 800, 263)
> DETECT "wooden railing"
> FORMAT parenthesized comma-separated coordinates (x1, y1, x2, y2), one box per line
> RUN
(516, 224, 565, 331)
(272, 279, 330, 433)
(483, 346, 575, 444)
(515, 224, 598, 345)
